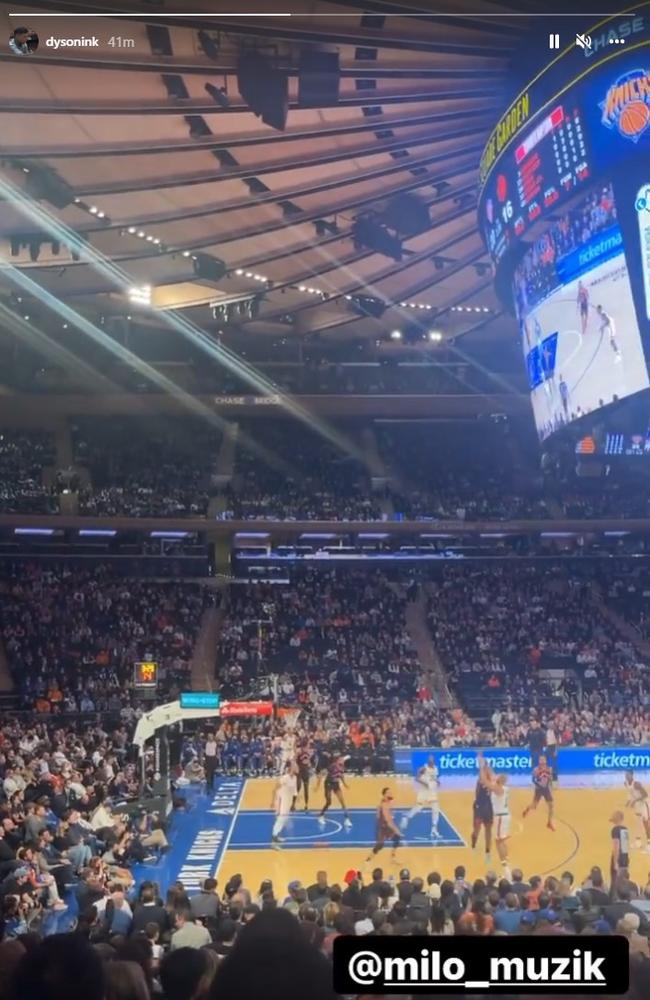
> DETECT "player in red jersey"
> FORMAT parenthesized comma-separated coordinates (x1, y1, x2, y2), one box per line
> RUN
(523, 754, 555, 831)
(292, 741, 314, 813)
(316, 755, 352, 828)
(364, 787, 401, 863)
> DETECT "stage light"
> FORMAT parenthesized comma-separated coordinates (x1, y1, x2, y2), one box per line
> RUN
(205, 82, 231, 108)
(390, 329, 402, 340)
(428, 330, 443, 342)
(192, 253, 227, 283)
(198, 29, 220, 61)
(128, 285, 152, 306)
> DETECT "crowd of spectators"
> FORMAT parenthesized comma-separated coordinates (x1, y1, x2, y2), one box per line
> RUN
(220, 422, 382, 521)
(1, 859, 649, 1000)
(426, 562, 650, 733)
(73, 419, 220, 518)
(3, 415, 650, 524)
(598, 563, 650, 641)
(0, 564, 214, 711)
(0, 432, 57, 515)
(218, 568, 418, 703)
(377, 422, 551, 521)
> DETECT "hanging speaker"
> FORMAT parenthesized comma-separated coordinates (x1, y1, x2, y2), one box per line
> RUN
(298, 50, 340, 108)
(237, 52, 288, 131)
(381, 194, 431, 238)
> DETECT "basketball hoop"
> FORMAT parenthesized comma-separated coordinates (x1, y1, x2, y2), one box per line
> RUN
(279, 707, 301, 731)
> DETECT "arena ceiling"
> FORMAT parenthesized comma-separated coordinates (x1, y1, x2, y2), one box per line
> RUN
(0, 0, 552, 362)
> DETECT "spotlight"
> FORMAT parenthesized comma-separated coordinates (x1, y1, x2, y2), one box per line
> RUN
(205, 82, 230, 108)
(89, 206, 98, 214)
(314, 218, 340, 237)
(390, 329, 402, 340)
(128, 227, 137, 234)
(192, 252, 227, 284)
(352, 215, 402, 261)
(137, 231, 145, 238)
(428, 330, 443, 342)
(198, 29, 220, 62)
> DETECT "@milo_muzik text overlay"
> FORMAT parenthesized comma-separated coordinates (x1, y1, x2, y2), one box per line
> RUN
(333, 935, 629, 994)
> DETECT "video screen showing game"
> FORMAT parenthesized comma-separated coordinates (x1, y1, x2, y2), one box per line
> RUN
(513, 182, 649, 441)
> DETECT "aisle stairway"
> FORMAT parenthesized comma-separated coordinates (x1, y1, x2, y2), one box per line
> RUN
(0, 585, 14, 694)
(403, 589, 454, 709)
(592, 583, 650, 657)
(359, 424, 392, 517)
(190, 605, 223, 692)
(208, 421, 238, 518)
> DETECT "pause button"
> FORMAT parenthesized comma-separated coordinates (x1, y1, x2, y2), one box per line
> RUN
(549, 33, 560, 49)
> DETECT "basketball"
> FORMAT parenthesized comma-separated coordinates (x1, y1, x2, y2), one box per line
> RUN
(618, 100, 650, 137)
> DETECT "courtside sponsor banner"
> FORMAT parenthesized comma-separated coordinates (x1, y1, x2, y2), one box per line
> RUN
(333, 936, 629, 995)
(394, 746, 650, 775)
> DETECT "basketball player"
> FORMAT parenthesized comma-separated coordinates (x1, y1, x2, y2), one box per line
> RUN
(481, 769, 511, 874)
(471, 753, 494, 863)
(365, 787, 401, 863)
(271, 761, 298, 848)
(523, 754, 555, 831)
(280, 729, 296, 772)
(559, 375, 570, 421)
(610, 810, 631, 888)
(577, 281, 589, 335)
(624, 769, 650, 850)
(317, 755, 352, 828)
(292, 740, 314, 812)
(596, 304, 620, 360)
(400, 755, 440, 838)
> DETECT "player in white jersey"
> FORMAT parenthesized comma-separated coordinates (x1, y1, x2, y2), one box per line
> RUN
(271, 761, 298, 848)
(624, 769, 650, 850)
(279, 732, 296, 772)
(400, 756, 440, 838)
(596, 304, 621, 361)
(481, 764, 511, 875)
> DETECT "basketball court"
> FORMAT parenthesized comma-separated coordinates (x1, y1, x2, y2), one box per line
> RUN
(141, 773, 650, 897)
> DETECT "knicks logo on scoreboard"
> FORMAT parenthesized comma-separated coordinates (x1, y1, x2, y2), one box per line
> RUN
(600, 68, 650, 143)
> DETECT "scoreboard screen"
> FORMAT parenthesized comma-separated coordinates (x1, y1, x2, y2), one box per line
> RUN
(478, 9, 650, 443)
(134, 661, 158, 687)
(482, 103, 592, 263)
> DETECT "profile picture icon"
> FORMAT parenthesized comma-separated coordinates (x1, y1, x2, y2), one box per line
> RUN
(9, 26, 39, 55)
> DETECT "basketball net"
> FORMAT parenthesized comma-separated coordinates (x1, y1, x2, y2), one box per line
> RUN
(279, 707, 301, 731)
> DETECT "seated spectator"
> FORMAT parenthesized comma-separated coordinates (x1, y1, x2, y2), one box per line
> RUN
(170, 907, 212, 950)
